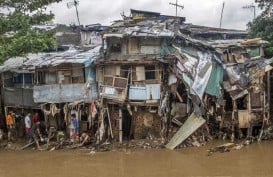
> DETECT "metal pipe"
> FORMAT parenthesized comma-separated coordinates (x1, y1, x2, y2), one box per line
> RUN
(219, 2, 225, 28)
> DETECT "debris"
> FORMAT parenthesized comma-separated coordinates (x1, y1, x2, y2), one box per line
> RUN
(89, 150, 96, 155)
(166, 113, 206, 150)
(18, 141, 35, 151)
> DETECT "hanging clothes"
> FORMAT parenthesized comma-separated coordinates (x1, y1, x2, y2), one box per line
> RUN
(90, 101, 97, 118)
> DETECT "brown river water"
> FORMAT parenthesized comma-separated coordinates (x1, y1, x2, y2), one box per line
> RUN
(0, 141, 273, 177)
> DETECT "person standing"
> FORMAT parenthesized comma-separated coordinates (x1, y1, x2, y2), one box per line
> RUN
(6, 111, 14, 141)
(71, 114, 78, 142)
(28, 121, 42, 150)
(24, 113, 31, 136)
(46, 114, 58, 148)
(32, 112, 40, 123)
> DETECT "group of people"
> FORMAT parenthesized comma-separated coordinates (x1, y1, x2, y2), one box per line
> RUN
(2, 111, 91, 150)
(5, 111, 42, 148)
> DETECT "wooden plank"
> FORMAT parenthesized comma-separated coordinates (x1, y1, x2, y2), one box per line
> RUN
(238, 110, 250, 128)
(176, 91, 183, 103)
(135, 66, 145, 81)
(165, 113, 206, 150)
(106, 107, 114, 139)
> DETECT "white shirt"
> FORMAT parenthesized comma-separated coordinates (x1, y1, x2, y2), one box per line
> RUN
(24, 115, 31, 129)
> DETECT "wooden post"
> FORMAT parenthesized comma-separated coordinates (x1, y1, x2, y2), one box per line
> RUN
(267, 71, 271, 120)
(119, 108, 122, 143)
(231, 100, 237, 142)
(106, 106, 113, 139)
(247, 94, 252, 138)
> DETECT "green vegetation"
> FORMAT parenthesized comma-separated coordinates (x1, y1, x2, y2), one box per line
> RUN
(248, 0, 273, 57)
(0, 0, 62, 62)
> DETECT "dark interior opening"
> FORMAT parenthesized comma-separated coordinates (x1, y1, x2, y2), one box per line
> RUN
(122, 108, 132, 140)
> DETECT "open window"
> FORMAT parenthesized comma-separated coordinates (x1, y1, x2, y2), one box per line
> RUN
(108, 37, 122, 53)
(145, 65, 156, 80)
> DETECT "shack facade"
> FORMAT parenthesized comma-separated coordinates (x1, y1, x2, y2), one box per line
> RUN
(0, 9, 272, 149)
(94, 10, 186, 142)
(0, 54, 42, 114)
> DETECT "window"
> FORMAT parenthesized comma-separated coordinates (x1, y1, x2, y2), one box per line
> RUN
(37, 71, 46, 84)
(145, 65, 156, 80)
(120, 65, 130, 78)
(247, 47, 260, 58)
(108, 38, 122, 53)
(110, 43, 121, 52)
(13, 73, 33, 84)
(46, 71, 57, 84)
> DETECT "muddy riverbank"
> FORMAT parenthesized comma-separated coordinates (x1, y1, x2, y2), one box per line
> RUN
(0, 140, 273, 177)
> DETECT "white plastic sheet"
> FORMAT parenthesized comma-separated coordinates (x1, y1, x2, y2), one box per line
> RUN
(191, 52, 213, 100)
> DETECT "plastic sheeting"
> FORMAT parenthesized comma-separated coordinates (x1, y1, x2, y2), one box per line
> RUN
(205, 62, 224, 98)
(191, 52, 213, 100)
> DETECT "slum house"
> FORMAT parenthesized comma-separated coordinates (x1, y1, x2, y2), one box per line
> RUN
(94, 9, 186, 142)
(99, 10, 272, 148)
(32, 46, 100, 136)
(0, 54, 45, 137)
(33, 24, 82, 51)
(80, 24, 108, 47)
(55, 24, 81, 49)
(0, 24, 86, 138)
(165, 29, 272, 149)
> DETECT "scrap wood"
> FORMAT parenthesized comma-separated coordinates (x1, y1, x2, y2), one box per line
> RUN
(207, 140, 252, 156)
(207, 143, 235, 155)
(66, 144, 82, 149)
(106, 107, 114, 139)
(18, 141, 35, 150)
(176, 91, 183, 102)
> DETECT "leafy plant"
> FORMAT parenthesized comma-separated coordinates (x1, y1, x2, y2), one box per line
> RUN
(0, 0, 62, 62)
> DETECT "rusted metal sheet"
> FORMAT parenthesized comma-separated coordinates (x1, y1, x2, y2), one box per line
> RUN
(250, 92, 262, 109)
(33, 84, 98, 103)
(166, 113, 206, 150)
(104, 76, 114, 86)
(114, 78, 127, 88)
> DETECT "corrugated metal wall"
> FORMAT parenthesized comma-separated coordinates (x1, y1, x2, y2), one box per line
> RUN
(3, 88, 38, 107)
(33, 84, 98, 103)
(129, 84, 161, 100)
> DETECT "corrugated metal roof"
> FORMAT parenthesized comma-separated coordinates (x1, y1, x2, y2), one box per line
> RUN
(107, 18, 176, 37)
(0, 45, 101, 73)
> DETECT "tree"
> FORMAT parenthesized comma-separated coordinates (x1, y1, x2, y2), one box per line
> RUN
(248, 0, 273, 57)
(255, 0, 273, 17)
(248, 16, 273, 57)
(0, 0, 62, 62)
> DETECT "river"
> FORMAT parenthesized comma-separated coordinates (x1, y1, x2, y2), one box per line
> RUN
(0, 141, 272, 177)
